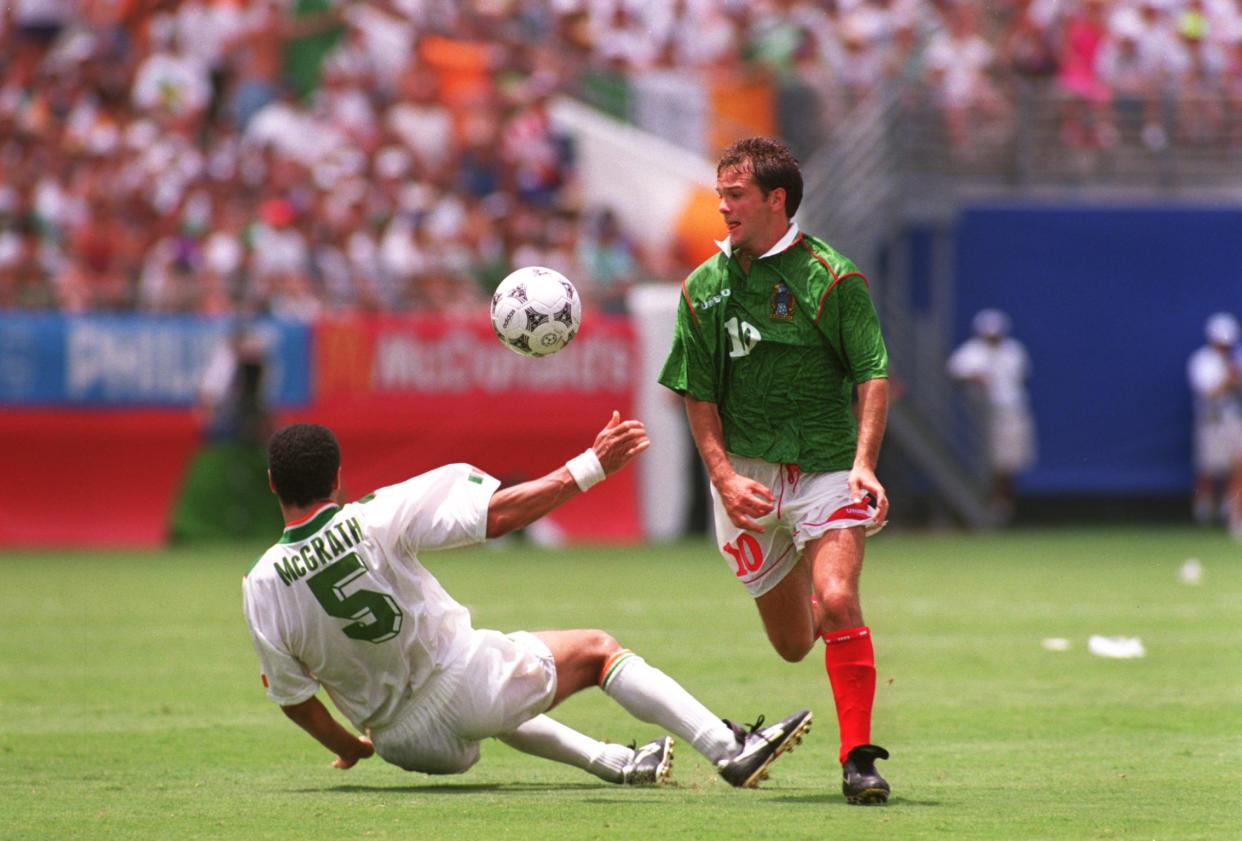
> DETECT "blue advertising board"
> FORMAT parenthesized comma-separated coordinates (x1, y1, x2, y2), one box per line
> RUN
(955, 203, 1242, 495)
(0, 313, 311, 407)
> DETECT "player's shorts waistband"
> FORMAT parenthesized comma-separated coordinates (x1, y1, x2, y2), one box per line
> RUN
(727, 453, 849, 480)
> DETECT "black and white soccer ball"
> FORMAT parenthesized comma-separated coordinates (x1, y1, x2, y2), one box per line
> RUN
(490, 266, 582, 358)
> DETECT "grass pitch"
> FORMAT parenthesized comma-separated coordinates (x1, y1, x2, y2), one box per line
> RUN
(2, 526, 1240, 840)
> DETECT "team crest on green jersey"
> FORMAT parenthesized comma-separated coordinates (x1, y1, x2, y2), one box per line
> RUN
(770, 281, 794, 321)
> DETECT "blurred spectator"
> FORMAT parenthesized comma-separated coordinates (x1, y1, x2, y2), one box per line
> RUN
(500, 88, 571, 209)
(923, 3, 1009, 152)
(417, 23, 501, 114)
(1056, 0, 1113, 149)
(6, 0, 74, 91)
(1169, 1, 1226, 144)
(198, 317, 272, 445)
(386, 63, 455, 173)
(312, 51, 380, 152)
(659, 1, 739, 70)
(947, 308, 1037, 523)
(66, 186, 139, 310)
(178, 314, 279, 539)
(0, 216, 53, 308)
(1186, 312, 1242, 534)
(588, 1, 664, 72)
(1223, 32, 1242, 146)
(823, 8, 890, 113)
(1003, 0, 1059, 81)
(576, 207, 643, 314)
(131, 19, 212, 124)
(340, 0, 413, 97)
(1123, 0, 1185, 150)
(1096, 7, 1164, 149)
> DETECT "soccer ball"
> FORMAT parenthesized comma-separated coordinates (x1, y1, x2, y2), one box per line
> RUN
(490, 266, 582, 358)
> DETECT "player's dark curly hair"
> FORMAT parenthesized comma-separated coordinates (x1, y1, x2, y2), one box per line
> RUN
(267, 423, 340, 507)
(717, 136, 803, 218)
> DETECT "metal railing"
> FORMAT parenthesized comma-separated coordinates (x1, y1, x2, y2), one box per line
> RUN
(898, 78, 1242, 194)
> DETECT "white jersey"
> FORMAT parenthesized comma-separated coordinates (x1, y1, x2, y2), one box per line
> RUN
(242, 463, 500, 732)
(946, 336, 1031, 411)
(1187, 345, 1242, 425)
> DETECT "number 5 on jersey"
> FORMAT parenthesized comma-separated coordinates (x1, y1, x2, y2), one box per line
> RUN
(308, 552, 403, 643)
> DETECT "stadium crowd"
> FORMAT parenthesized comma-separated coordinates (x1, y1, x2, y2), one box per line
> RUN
(3, 0, 1241, 316)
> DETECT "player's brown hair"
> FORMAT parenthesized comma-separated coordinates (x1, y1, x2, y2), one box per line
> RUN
(717, 137, 803, 218)
(267, 423, 340, 507)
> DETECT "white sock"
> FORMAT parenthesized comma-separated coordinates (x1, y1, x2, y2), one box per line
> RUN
(497, 715, 632, 783)
(600, 650, 740, 765)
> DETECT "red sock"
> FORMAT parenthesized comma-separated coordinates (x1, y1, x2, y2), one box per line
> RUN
(822, 626, 876, 765)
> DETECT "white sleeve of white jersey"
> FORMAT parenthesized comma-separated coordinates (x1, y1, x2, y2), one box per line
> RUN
(364, 463, 502, 555)
(243, 577, 320, 707)
(1188, 349, 1223, 396)
(1015, 341, 1031, 379)
(947, 339, 985, 380)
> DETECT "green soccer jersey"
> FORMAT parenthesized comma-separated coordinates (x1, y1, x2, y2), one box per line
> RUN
(658, 225, 888, 472)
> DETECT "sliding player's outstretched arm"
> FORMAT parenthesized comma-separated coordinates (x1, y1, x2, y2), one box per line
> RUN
(280, 696, 374, 769)
(485, 411, 650, 538)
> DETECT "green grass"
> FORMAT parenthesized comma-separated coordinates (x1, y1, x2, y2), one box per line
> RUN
(2, 527, 1241, 840)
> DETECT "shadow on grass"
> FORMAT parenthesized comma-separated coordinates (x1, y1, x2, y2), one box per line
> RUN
(301, 782, 611, 795)
(773, 794, 942, 807)
(310, 785, 943, 807)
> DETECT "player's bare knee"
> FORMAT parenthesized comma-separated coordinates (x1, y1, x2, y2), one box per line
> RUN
(584, 629, 621, 661)
(817, 590, 861, 628)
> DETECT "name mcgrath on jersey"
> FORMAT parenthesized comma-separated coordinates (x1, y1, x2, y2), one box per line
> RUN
(242, 464, 500, 734)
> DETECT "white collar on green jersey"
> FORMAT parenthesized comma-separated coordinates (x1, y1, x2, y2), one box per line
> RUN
(715, 221, 800, 259)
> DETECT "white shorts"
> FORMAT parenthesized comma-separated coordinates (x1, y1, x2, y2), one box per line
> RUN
(1195, 416, 1242, 476)
(370, 629, 557, 774)
(710, 455, 884, 598)
(989, 408, 1036, 474)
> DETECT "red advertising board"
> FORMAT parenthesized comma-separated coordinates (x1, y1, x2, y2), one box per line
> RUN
(0, 314, 640, 548)
(0, 409, 200, 547)
(287, 313, 641, 543)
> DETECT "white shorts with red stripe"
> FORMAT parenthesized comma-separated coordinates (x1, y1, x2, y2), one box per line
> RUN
(710, 455, 885, 598)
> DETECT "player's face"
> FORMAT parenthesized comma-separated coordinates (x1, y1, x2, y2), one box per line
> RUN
(716, 165, 786, 258)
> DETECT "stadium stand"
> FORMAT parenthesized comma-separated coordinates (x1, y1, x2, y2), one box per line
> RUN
(6, 1, 1242, 317)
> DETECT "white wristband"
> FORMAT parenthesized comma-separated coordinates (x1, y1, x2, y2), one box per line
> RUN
(565, 448, 606, 491)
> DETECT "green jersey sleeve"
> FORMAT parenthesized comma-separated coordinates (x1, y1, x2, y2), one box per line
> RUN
(658, 291, 718, 401)
(819, 275, 888, 384)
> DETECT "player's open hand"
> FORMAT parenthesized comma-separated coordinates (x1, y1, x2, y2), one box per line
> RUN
(332, 735, 374, 770)
(719, 472, 774, 533)
(592, 411, 651, 475)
